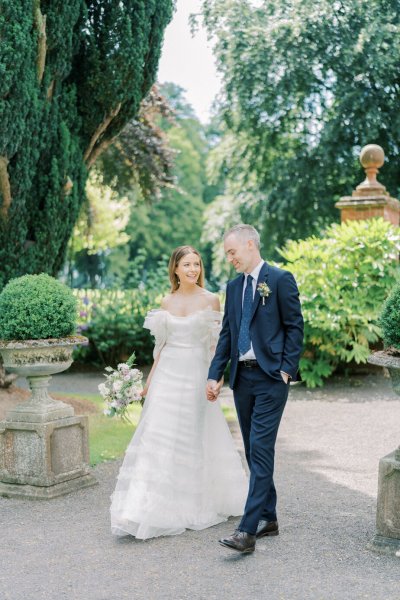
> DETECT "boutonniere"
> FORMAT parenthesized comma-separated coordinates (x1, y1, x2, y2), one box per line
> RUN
(257, 282, 271, 305)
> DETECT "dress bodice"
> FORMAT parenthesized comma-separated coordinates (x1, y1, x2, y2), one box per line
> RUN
(143, 308, 221, 359)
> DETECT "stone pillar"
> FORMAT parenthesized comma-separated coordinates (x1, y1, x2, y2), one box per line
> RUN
(373, 448, 400, 556)
(335, 144, 400, 226)
(368, 352, 400, 556)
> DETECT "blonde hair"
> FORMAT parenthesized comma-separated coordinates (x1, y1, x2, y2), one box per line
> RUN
(168, 246, 205, 292)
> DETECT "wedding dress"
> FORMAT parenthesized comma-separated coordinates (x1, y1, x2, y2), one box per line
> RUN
(110, 308, 248, 539)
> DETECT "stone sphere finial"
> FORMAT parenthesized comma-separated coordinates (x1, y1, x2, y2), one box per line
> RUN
(360, 144, 384, 169)
(357, 144, 386, 192)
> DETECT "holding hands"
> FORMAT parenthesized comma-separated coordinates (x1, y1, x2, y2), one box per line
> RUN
(206, 377, 224, 402)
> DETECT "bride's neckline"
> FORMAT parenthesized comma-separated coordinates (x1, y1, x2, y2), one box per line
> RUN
(158, 306, 216, 318)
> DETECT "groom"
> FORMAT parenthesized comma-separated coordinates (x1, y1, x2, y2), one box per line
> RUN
(206, 224, 303, 553)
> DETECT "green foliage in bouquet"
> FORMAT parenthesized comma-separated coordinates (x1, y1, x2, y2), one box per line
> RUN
(280, 219, 400, 387)
(379, 282, 400, 351)
(0, 274, 77, 340)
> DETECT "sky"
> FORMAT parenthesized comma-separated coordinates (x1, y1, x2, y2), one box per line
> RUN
(157, 0, 221, 123)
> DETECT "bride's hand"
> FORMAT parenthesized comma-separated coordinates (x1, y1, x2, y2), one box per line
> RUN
(140, 385, 148, 398)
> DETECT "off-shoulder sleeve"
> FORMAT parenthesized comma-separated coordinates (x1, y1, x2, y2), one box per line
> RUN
(204, 309, 222, 364)
(143, 309, 168, 359)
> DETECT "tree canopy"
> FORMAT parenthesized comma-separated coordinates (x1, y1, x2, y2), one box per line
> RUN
(201, 0, 400, 258)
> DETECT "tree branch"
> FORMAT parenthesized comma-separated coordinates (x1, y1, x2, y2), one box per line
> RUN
(0, 156, 12, 218)
(86, 136, 119, 169)
(35, 4, 47, 84)
(46, 79, 55, 101)
(83, 103, 122, 165)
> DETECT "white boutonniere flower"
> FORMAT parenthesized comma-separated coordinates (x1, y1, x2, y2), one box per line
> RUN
(257, 282, 271, 305)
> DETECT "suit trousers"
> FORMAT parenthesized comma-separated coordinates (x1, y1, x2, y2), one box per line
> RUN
(233, 363, 289, 535)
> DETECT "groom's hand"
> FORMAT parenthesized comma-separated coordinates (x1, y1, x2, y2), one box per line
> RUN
(280, 371, 290, 384)
(206, 379, 222, 402)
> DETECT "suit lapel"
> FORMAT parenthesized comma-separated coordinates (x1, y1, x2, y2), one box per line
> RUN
(234, 274, 244, 330)
(250, 262, 269, 322)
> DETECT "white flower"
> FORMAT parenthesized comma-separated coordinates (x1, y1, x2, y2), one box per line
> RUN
(100, 355, 143, 418)
(113, 380, 123, 393)
(98, 383, 108, 396)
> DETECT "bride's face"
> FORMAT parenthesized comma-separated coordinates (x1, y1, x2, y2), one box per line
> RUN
(175, 253, 201, 286)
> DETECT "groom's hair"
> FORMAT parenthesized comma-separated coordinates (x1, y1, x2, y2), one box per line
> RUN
(223, 224, 260, 249)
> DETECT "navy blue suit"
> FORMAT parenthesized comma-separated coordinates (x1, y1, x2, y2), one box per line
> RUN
(208, 262, 303, 534)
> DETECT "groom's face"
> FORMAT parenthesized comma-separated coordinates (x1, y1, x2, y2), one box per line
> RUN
(224, 234, 253, 273)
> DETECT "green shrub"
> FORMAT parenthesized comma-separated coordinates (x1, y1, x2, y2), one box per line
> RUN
(0, 274, 77, 340)
(74, 289, 159, 367)
(73, 255, 170, 366)
(280, 218, 400, 387)
(379, 282, 400, 350)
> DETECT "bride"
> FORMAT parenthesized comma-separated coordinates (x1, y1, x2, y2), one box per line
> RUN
(110, 245, 248, 539)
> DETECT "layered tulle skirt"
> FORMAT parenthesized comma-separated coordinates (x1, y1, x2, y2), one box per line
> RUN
(110, 341, 248, 539)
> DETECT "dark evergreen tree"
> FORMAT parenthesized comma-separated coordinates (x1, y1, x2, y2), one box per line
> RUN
(0, 0, 174, 289)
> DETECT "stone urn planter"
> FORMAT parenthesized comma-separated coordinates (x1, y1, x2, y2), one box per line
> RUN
(0, 274, 97, 499)
(0, 336, 86, 422)
(368, 349, 400, 395)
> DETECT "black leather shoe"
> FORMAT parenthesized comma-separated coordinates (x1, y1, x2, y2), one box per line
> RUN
(219, 530, 256, 553)
(256, 520, 279, 539)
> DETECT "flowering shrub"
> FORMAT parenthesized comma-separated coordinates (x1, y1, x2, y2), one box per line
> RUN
(280, 219, 400, 387)
(73, 289, 159, 366)
(73, 253, 170, 367)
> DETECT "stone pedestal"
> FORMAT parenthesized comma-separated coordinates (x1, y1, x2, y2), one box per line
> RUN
(370, 449, 400, 556)
(0, 414, 96, 499)
(0, 336, 97, 499)
(335, 144, 400, 226)
(368, 350, 400, 555)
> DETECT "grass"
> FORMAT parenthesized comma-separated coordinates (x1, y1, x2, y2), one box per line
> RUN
(64, 393, 238, 466)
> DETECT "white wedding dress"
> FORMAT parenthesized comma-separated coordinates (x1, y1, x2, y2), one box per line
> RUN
(110, 308, 248, 540)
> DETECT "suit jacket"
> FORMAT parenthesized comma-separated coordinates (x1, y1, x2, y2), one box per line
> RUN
(208, 262, 304, 388)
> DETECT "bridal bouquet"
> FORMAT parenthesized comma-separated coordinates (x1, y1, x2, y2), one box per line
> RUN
(98, 352, 143, 420)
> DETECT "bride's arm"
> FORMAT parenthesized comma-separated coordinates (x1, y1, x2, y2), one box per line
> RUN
(140, 351, 161, 397)
(207, 294, 224, 401)
(141, 297, 169, 397)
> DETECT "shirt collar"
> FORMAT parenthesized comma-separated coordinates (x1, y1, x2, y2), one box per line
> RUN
(245, 260, 265, 283)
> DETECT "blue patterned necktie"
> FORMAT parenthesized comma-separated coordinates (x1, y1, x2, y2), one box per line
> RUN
(238, 274, 253, 355)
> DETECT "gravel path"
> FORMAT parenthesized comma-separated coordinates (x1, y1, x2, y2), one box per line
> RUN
(1, 371, 400, 600)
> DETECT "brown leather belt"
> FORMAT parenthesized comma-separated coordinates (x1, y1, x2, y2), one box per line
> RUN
(239, 359, 259, 368)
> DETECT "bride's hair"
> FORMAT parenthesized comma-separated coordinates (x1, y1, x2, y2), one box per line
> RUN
(169, 246, 205, 292)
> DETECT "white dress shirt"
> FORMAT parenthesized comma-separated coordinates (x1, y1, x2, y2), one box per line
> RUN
(239, 260, 265, 361)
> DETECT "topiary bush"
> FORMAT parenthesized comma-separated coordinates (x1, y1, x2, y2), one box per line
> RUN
(280, 218, 400, 387)
(0, 274, 77, 340)
(379, 282, 400, 351)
